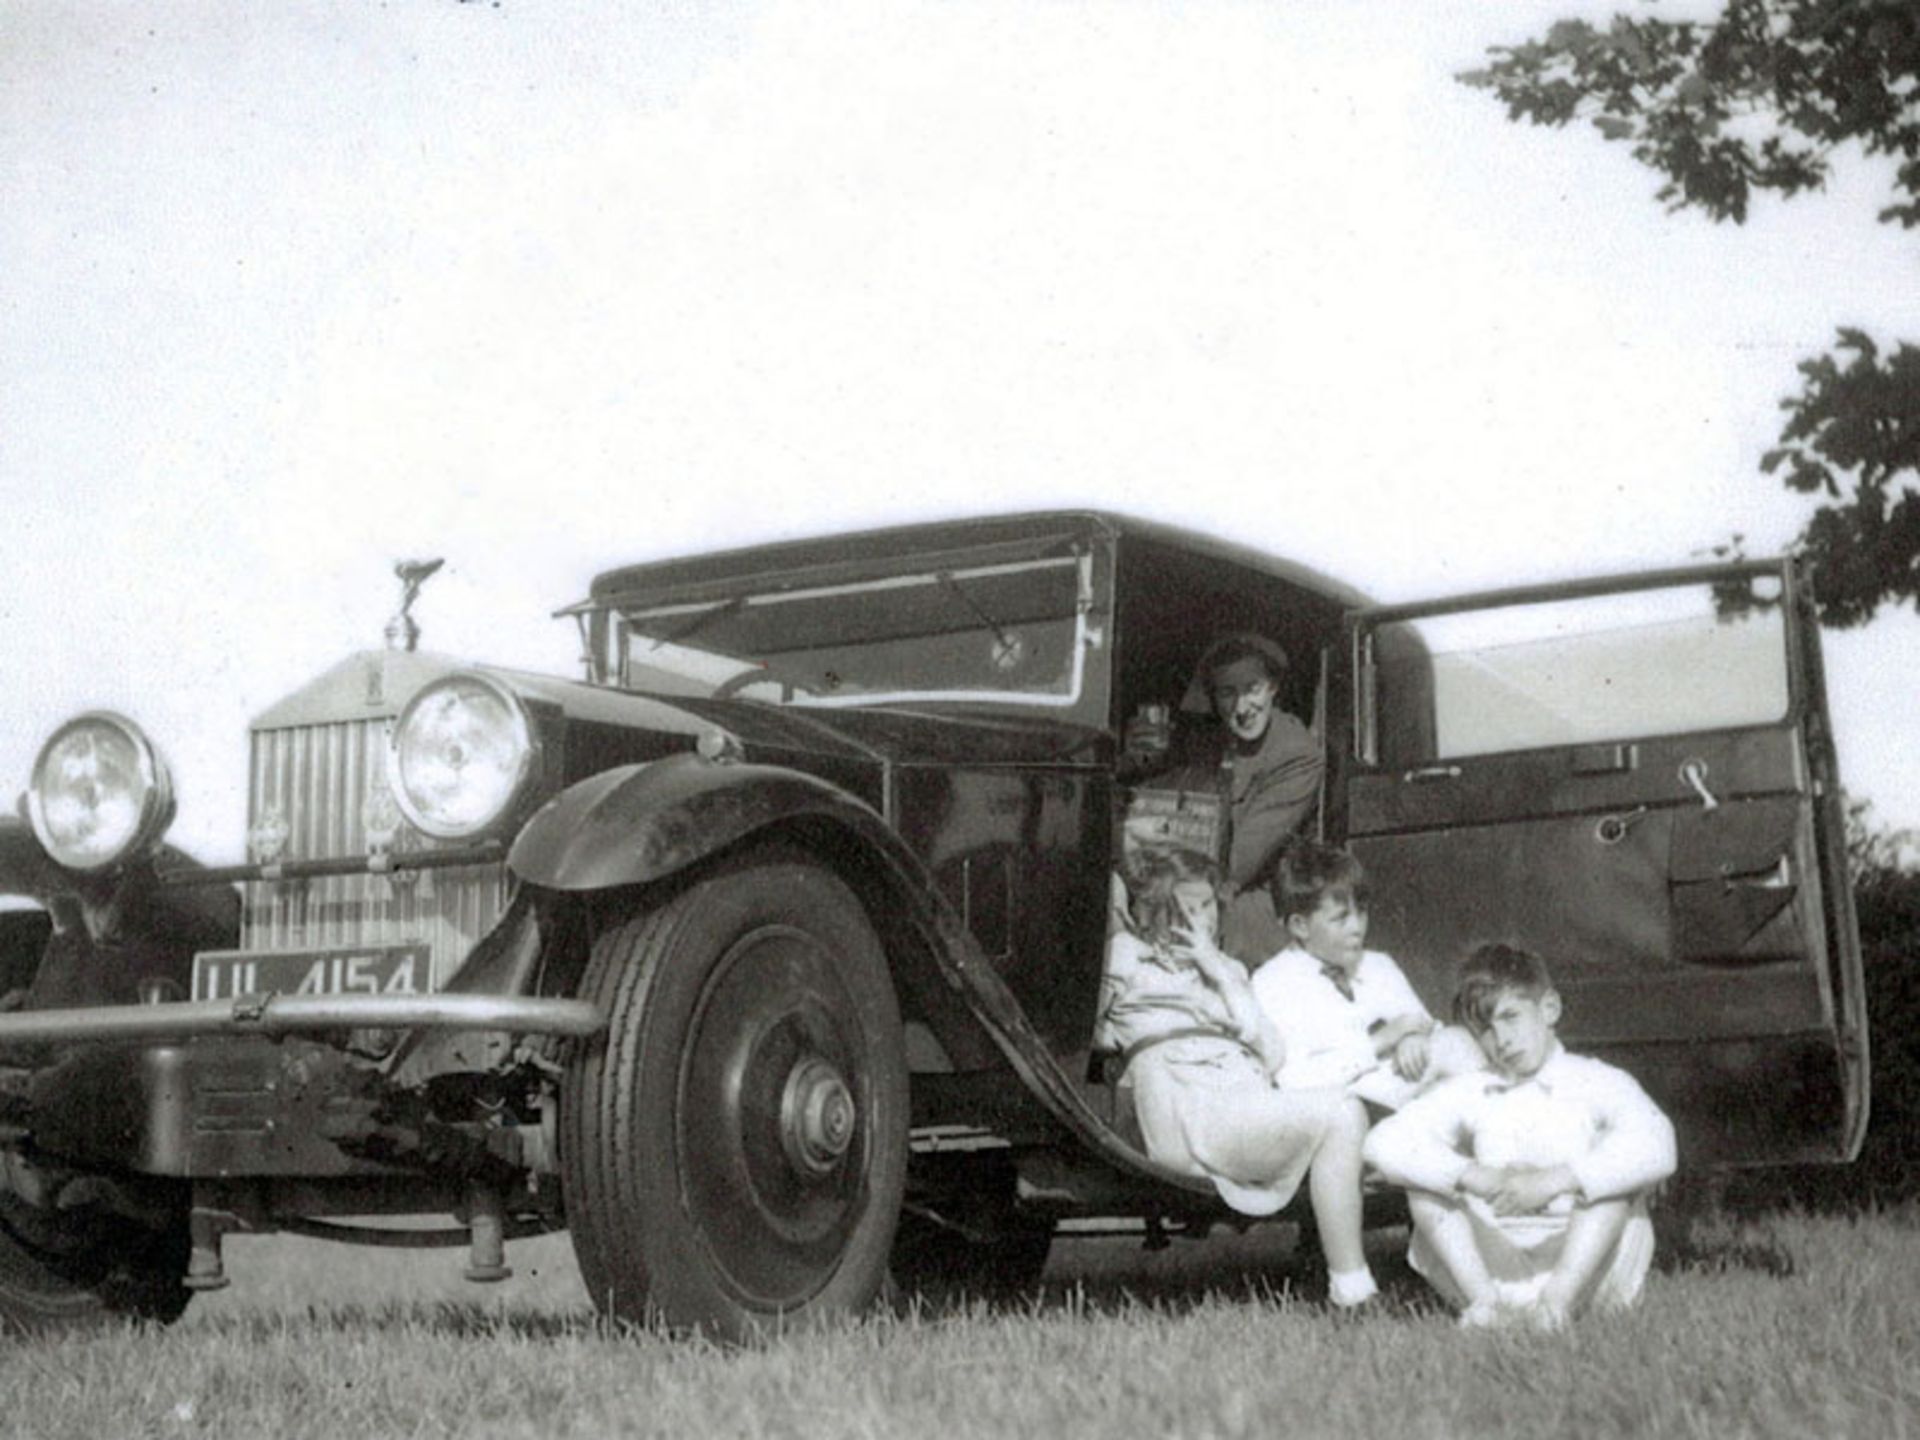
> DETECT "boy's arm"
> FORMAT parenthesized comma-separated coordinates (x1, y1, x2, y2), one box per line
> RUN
(1249, 959, 1299, 1057)
(1374, 955, 1432, 1024)
(1566, 1066, 1679, 1201)
(1484, 1066, 1679, 1213)
(1362, 1080, 1480, 1193)
(1365, 958, 1437, 1075)
(1363, 955, 1435, 1055)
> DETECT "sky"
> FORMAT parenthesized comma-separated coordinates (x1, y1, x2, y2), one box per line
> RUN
(3, 0, 1916, 859)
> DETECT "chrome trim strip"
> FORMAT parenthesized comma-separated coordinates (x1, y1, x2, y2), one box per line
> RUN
(157, 843, 506, 887)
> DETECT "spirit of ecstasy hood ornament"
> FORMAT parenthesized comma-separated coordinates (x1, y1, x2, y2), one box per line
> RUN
(385, 557, 445, 653)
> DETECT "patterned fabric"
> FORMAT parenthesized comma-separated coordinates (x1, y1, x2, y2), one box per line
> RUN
(1134, 708, 1323, 963)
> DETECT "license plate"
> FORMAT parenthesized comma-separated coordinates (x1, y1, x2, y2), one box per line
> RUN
(192, 944, 428, 1002)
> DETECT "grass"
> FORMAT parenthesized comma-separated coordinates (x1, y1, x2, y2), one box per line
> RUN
(1, 1206, 1916, 1440)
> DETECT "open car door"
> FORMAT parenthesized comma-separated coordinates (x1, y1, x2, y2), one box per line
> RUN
(1340, 559, 1868, 1170)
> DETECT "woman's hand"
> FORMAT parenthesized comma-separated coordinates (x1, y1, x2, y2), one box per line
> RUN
(1170, 922, 1282, 1071)
(1165, 922, 1235, 981)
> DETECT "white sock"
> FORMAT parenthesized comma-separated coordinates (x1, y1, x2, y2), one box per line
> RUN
(1328, 1267, 1378, 1307)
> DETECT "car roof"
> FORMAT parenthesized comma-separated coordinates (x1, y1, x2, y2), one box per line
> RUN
(579, 510, 1374, 612)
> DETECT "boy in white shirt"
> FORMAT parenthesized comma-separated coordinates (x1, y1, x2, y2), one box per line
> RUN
(1363, 943, 1678, 1330)
(1250, 842, 1480, 1110)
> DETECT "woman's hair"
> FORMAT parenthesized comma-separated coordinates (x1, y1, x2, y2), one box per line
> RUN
(1451, 942, 1555, 1030)
(1204, 635, 1287, 684)
(1269, 839, 1368, 923)
(1124, 847, 1222, 947)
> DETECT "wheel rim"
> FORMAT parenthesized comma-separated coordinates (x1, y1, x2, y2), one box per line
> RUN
(674, 922, 881, 1310)
(780, 1056, 857, 1176)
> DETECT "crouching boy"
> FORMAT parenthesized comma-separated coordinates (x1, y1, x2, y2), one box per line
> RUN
(1362, 943, 1677, 1330)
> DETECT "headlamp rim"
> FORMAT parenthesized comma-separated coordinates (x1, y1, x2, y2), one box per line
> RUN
(385, 672, 538, 841)
(26, 710, 176, 872)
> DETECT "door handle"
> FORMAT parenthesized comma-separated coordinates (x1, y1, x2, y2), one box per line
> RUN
(1680, 758, 1720, 810)
(1401, 765, 1463, 784)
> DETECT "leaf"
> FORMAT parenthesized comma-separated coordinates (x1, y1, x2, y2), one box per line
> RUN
(1675, 73, 1715, 105)
(1546, 19, 1599, 51)
(1465, 0, 1920, 627)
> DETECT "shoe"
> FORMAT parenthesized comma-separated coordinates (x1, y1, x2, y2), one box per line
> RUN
(1523, 1301, 1570, 1334)
(1457, 1299, 1508, 1330)
(1327, 1268, 1379, 1309)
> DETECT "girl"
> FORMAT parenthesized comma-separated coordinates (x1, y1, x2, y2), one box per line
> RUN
(1097, 847, 1378, 1307)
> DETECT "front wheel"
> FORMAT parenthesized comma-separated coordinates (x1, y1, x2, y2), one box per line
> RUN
(561, 851, 909, 1341)
(0, 1196, 191, 1334)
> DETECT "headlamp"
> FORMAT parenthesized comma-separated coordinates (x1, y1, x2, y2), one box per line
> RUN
(387, 674, 536, 840)
(27, 712, 176, 871)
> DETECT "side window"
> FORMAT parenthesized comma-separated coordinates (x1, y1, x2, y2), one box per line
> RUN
(1365, 580, 1791, 768)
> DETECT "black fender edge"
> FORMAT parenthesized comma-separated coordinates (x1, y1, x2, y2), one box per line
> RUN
(508, 755, 1202, 1196)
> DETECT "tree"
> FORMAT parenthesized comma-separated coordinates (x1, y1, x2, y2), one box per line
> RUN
(1462, 0, 1920, 626)
(1843, 792, 1920, 886)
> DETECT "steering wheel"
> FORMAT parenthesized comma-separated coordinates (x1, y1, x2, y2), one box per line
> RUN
(711, 666, 802, 702)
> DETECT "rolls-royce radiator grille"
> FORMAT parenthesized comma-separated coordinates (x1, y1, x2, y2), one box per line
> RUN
(241, 719, 510, 990)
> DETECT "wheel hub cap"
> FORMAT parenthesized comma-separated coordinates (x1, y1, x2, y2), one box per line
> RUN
(780, 1057, 856, 1176)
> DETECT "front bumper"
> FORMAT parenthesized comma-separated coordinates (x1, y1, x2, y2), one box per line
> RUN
(0, 993, 602, 1179)
(0, 992, 603, 1047)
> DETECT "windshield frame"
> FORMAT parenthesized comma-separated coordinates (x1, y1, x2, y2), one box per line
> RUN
(599, 547, 1102, 713)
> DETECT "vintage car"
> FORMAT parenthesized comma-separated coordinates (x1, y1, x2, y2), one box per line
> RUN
(0, 512, 1868, 1338)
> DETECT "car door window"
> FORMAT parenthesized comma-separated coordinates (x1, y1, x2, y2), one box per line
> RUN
(1344, 563, 1864, 1168)
(1369, 580, 1789, 768)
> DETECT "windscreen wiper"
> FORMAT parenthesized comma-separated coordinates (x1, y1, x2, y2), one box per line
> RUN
(647, 594, 747, 650)
(935, 570, 1021, 667)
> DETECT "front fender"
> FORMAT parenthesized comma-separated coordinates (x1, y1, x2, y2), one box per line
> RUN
(508, 754, 1209, 1201)
(0, 816, 238, 1017)
(508, 754, 897, 892)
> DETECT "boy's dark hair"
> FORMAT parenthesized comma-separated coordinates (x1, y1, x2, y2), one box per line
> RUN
(1452, 943, 1556, 1031)
(1125, 847, 1222, 947)
(1269, 839, 1368, 924)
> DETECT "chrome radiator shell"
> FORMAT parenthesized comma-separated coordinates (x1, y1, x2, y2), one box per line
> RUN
(242, 717, 510, 990)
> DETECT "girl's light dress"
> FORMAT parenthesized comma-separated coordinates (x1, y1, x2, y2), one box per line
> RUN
(1097, 931, 1348, 1216)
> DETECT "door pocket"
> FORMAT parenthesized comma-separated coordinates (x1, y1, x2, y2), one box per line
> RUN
(1668, 797, 1802, 963)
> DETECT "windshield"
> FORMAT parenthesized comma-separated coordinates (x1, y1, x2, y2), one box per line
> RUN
(1367, 578, 1791, 767)
(611, 549, 1095, 709)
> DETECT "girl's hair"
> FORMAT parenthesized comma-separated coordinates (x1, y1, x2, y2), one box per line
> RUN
(1269, 839, 1368, 923)
(1451, 943, 1555, 1030)
(1124, 847, 1222, 946)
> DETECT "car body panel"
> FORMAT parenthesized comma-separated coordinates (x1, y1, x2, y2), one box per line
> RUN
(0, 515, 1869, 1262)
(1343, 558, 1867, 1167)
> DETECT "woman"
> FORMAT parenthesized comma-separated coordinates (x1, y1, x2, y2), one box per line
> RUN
(1097, 846, 1378, 1307)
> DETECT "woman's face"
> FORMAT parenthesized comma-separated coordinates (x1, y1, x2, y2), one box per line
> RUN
(1208, 656, 1278, 744)
(1170, 880, 1219, 940)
